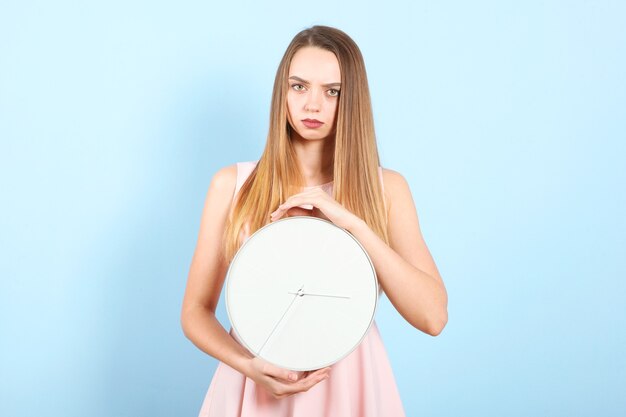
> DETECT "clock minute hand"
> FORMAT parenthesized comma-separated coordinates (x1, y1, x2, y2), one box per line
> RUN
(287, 290, 351, 299)
(258, 284, 304, 355)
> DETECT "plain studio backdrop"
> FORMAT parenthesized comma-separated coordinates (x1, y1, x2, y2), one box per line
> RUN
(1, 1, 624, 416)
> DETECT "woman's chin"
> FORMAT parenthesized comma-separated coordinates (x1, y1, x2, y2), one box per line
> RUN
(293, 130, 334, 141)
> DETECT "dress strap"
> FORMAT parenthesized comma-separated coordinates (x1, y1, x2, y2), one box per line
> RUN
(233, 161, 259, 244)
(232, 161, 258, 205)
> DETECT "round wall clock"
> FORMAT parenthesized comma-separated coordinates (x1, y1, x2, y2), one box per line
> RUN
(225, 216, 379, 371)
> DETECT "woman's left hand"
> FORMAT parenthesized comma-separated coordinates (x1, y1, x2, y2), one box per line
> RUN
(269, 187, 361, 230)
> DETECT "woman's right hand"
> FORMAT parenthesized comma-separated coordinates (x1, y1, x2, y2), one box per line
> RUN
(246, 356, 331, 400)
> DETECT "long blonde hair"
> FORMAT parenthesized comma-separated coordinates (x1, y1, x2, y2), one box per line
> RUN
(222, 25, 388, 263)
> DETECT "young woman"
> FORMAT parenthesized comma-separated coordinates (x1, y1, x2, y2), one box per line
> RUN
(181, 25, 448, 416)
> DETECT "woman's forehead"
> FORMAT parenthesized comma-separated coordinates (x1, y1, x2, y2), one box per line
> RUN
(288, 47, 341, 83)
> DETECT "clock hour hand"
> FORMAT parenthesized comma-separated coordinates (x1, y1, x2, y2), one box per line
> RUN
(258, 284, 304, 355)
(287, 290, 351, 299)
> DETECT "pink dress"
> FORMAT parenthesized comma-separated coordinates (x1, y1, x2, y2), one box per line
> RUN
(198, 161, 406, 417)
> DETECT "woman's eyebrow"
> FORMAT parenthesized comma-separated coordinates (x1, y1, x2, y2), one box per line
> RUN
(288, 76, 341, 88)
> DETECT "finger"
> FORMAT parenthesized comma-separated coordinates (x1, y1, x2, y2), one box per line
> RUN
(292, 369, 331, 390)
(308, 366, 332, 373)
(271, 205, 313, 221)
(286, 207, 313, 217)
(306, 367, 332, 380)
(270, 189, 329, 221)
(269, 204, 296, 221)
(262, 362, 301, 382)
(272, 368, 330, 397)
(291, 368, 330, 386)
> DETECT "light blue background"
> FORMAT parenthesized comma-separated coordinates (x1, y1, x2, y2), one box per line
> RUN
(1, 1, 624, 416)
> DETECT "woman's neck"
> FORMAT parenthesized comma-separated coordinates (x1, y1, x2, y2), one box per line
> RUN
(292, 135, 335, 186)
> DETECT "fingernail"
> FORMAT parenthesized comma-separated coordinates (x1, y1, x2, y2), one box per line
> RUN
(288, 373, 297, 381)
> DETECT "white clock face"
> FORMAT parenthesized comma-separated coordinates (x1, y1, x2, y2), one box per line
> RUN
(225, 216, 378, 371)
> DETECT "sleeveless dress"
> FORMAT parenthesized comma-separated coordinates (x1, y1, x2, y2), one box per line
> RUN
(198, 161, 406, 417)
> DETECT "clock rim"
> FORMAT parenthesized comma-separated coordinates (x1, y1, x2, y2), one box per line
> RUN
(225, 215, 379, 371)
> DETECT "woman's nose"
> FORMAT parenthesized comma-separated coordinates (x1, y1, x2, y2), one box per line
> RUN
(304, 89, 322, 112)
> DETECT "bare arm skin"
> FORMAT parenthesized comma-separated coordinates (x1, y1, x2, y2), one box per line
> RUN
(180, 165, 330, 399)
(180, 164, 252, 371)
(347, 169, 448, 336)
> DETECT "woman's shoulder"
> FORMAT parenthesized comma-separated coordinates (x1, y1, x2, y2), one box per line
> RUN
(210, 160, 259, 203)
(380, 166, 409, 189)
(209, 163, 238, 197)
(212, 160, 257, 183)
(379, 167, 413, 210)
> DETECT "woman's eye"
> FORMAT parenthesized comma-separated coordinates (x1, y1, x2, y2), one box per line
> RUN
(291, 84, 305, 91)
(328, 89, 340, 97)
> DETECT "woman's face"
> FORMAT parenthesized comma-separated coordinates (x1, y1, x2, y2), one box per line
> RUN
(286, 46, 341, 141)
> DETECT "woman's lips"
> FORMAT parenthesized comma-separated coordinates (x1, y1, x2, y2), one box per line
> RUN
(302, 119, 324, 129)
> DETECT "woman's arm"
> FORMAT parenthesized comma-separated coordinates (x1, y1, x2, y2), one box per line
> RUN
(180, 164, 254, 372)
(180, 165, 330, 398)
(347, 168, 448, 336)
